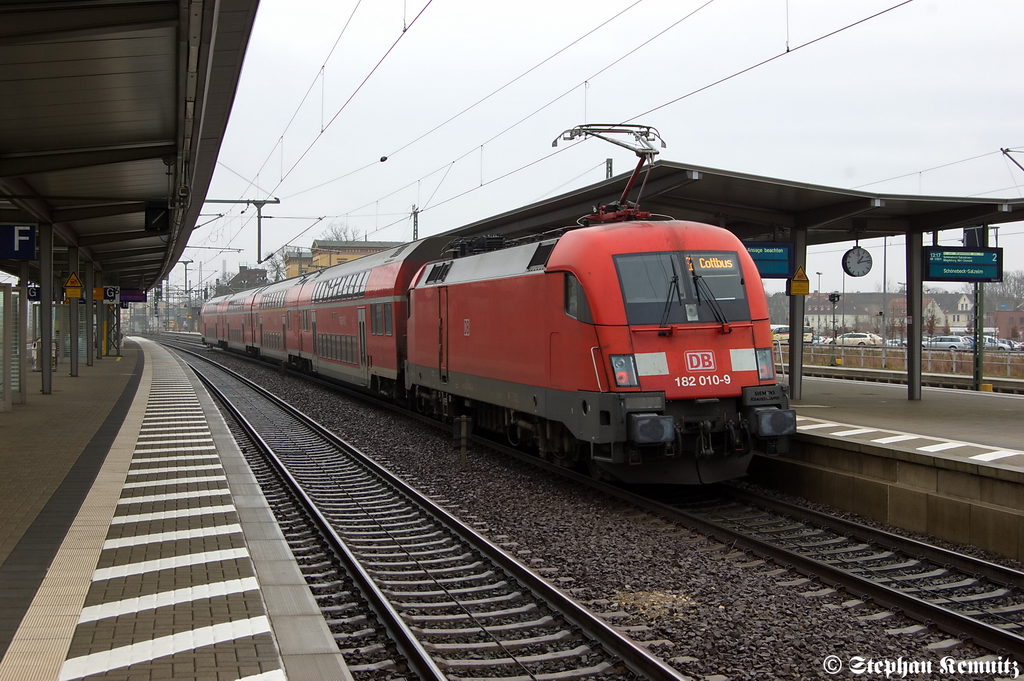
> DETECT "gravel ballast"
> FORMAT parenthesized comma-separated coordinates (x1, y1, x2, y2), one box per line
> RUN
(196, 350, 1012, 679)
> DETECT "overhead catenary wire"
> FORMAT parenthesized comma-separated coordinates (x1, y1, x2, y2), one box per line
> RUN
(353, 1, 917, 240)
(215, 0, 1011, 266)
(625, 0, 915, 122)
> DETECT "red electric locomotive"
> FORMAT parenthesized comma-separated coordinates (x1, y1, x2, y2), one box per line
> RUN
(405, 220, 795, 484)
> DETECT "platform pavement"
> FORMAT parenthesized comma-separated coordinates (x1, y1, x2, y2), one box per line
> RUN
(791, 376, 1024, 456)
(0, 339, 350, 680)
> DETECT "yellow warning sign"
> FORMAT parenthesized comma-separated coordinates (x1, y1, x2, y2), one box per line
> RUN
(788, 266, 810, 296)
(64, 271, 83, 301)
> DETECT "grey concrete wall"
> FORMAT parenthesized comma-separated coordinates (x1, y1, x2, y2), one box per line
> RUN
(749, 439, 1024, 561)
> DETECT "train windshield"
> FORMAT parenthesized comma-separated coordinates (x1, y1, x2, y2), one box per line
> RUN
(613, 250, 750, 326)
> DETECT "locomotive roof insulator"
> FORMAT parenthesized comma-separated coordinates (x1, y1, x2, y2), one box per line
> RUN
(553, 124, 666, 224)
(446, 234, 508, 259)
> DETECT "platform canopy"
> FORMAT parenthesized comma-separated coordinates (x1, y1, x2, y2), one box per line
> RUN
(0, 0, 260, 291)
(449, 159, 1024, 245)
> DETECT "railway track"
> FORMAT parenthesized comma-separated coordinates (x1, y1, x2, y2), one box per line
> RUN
(158, 335, 1024, 658)
(178, 347, 688, 680)
(628, 485, 1024, 656)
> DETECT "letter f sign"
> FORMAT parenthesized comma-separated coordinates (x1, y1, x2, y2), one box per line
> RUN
(14, 225, 31, 252)
(1, 224, 36, 259)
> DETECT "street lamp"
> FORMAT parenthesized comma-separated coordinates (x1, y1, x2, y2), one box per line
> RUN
(829, 293, 841, 366)
(180, 260, 192, 332)
(815, 272, 823, 336)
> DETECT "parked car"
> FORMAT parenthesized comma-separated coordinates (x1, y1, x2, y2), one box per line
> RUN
(885, 338, 906, 347)
(770, 324, 813, 343)
(922, 335, 973, 350)
(829, 332, 883, 346)
(983, 336, 1013, 351)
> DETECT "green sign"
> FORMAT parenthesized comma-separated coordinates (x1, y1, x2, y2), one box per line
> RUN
(923, 246, 1002, 283)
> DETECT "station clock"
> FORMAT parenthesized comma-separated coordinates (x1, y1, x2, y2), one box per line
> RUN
(842, 246, 872, 277)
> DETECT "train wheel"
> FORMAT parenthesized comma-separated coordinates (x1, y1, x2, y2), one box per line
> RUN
(587, 459, 613, 482)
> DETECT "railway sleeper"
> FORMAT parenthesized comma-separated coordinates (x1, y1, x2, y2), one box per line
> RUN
(377, 570, 496, 587)
(392, 591, 525, 610)
(946, 587, 1012, 603)
(437, 644, 598, 669)
(368, 560, 487, 578)
(383, 580, 510, 599)
(424, 629, 575, 653)
(449, 661, 616, 681)
(411, 615, 560, 639)
(406, 603, 539, 622)
(360, 551, 475, 568)
(344, 529, 445, 543)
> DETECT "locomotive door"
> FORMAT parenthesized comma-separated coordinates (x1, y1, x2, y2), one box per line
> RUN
(439, 286, 449, 383)
(310, 310, 318, 372)
(358, 307, 368, 386)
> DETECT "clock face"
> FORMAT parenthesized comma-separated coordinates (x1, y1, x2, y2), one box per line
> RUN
(842, 246, 872, 277)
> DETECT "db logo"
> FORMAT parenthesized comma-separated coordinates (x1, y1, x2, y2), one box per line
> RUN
(685, 351, 715, 372)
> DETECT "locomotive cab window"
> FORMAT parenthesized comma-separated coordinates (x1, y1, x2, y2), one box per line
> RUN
(564, 273, 593, 323)
(613, 251, 749, 326)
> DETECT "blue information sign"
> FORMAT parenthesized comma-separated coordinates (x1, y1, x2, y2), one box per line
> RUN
(120, 288, 148, 302)
(744, 242, 793, 279)
(923, 246, 1003, 283)
(0, 224, 36, 259)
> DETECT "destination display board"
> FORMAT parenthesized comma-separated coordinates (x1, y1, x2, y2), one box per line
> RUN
(744, 242, 793, 279)
(923, 246, 1003, 283)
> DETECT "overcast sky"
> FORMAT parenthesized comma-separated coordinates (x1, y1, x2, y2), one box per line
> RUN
(185, 0, 1024, 297)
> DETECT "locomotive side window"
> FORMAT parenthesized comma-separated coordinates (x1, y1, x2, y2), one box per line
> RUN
(564, 273, 593, 323)
(614, 251, 749, 325)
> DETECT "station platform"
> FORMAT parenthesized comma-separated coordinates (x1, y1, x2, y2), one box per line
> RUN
(0, 338, 350, 681)
(749, 376, 1024, 561)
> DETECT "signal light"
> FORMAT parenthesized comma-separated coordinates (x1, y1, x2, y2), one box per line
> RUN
(756, 348, 774, 380)
(610, 355, 639, 388)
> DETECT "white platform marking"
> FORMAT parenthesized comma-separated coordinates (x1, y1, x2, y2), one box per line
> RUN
(78, 577, 260, 623)
(102, 523, 243, 549)
(871, 434, 919, 444)
(830, 428, 878, 437)
(111, 505, 237, 524)
(58, 616, 272, 680)
(970, 450, 1021, 462)
(917, 442, 965, 453)
(92, 548, 251, 581)
(122, 474, 227, 489)
(126, 464, 223, 476)
(118, 488, 231, 505)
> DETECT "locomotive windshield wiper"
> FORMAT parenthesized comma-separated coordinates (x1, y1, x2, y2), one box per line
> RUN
(691, 270, 729, 327)
(659, 259, 683, 328)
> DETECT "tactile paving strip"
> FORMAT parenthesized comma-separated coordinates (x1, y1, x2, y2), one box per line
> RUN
(57, 366, 286, 681)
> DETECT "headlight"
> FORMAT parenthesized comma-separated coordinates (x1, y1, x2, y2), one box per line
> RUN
(756, 348, 775, 381)
(610, 354, 639, 387)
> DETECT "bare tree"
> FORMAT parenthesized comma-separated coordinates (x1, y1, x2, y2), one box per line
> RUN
(262, 249, 286, 282)
(319, 221, 362, 242)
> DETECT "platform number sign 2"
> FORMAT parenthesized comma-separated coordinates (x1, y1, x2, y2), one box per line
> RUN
(103, 286, 120, 304)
